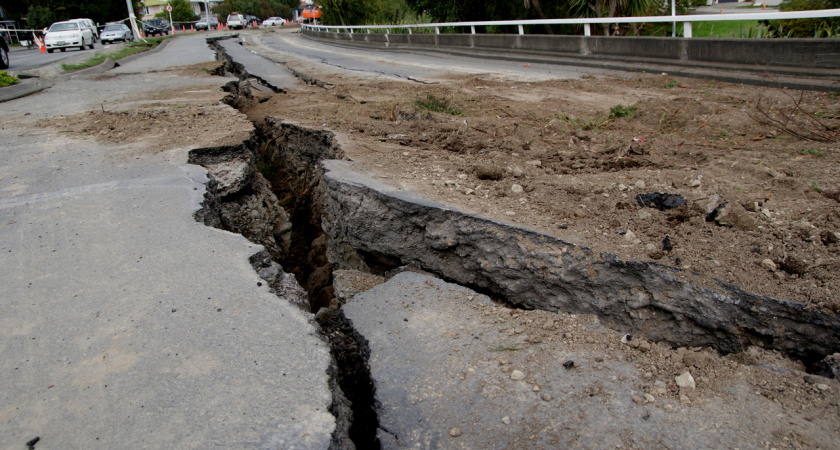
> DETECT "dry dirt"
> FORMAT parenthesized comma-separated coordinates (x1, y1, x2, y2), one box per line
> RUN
(243, 68, 840, 311)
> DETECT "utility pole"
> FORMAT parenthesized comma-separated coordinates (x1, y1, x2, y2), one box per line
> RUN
(125, 0, 145, 41)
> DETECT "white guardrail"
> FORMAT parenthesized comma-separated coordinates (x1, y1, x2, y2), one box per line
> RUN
(302, 8, 840, 38)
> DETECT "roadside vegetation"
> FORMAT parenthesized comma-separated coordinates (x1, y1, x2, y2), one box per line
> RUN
(0, 71, 20, 87)
(318, 0, 838, 38)
(61, 36, 172, 72)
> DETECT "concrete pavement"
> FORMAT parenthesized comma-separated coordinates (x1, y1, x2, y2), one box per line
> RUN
(0, 34, 335, 449)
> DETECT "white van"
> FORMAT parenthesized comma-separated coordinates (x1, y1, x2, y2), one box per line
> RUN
(70, 18, 99, 42)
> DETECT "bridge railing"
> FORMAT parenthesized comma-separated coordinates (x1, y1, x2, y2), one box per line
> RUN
(301, 8, 840, 38)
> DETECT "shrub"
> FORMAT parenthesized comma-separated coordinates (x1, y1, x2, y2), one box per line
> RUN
(0, 71, 19, 88)
(771, 0, 840, 37)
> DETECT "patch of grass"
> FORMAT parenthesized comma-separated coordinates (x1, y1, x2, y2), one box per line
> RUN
(803, 148, 826, 157)
(62, 36, 171, 72)
(664, 79, 679, 89)
(719, 128, 731, 138)
(415, 93, 461, 115)
(0, 71, 20, 87)
(811, 181, 824, 193)
(489, 344, 520, 352)
(609, 104, 637, 119)
(829, 92, 839, 99)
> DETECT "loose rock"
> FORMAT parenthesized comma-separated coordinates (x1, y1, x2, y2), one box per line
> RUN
(510, 370, 525, 380)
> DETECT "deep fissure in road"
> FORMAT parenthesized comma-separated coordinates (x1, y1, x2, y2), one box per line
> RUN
(189, 36, 840, 444)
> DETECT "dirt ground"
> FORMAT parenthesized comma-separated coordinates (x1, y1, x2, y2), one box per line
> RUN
(241, 67, 840, 311)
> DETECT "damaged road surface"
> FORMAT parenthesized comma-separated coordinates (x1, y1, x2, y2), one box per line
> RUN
(3, 28, 840, 449)
(0, 34, 336, 448)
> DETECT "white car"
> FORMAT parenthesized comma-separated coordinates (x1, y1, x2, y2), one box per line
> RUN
(262, 17, 286, 26)
(44, 21, 94, 53)
(100, 23, 133, 44)
(227, 13, 246, 29)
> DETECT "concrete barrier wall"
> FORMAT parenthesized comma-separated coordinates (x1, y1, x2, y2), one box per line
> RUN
(303, 29, 840, 69)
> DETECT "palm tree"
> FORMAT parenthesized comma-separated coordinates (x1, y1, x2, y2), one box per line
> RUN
(523, 0, 554, 34)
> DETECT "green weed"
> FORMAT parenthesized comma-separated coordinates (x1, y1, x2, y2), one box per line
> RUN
(415, 93, 461, 115)
(664, 79, 679, 89)
(0, 71, 19, 87)
(810, 181, 824, 193)
(803, 148, 826, 157)
(609, 104, 637, 119)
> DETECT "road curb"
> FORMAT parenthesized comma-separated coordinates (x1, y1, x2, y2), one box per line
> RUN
(0, 78, 54, 103)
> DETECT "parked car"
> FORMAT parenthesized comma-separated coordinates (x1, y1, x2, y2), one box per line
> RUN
(142, 19, 170, 36)
(0, 36, 9, 69)
(100, 23, 133, 44)
(70, 18, 98, 41)
(227, 13, 246, 29)
(195, 16, 219, 30)
(262, 17, 286, 26)
(44, 20, 94, 53)
(244, 15, 261, 26)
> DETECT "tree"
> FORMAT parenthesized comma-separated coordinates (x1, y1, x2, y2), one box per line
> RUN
(26, 5, 55, 30)
(156, 0, 199, 22)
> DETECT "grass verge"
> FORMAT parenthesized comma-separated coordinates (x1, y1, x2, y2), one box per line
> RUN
(62, 36, 172, 72)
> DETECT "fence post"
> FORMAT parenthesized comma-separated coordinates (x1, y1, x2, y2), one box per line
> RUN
(584, 23, 591, 36)
(435, 26, 440, 34)
(471, 25, 476, 34)
(684, 21, 692, 38)
(518, 24, 524, 35)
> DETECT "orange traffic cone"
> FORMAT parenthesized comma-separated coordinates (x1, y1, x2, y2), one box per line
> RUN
(182, 25, 186, 33)
(34, 35, 46, 53)
(762, 2, 766, 8)
(191, 24, 195, 32)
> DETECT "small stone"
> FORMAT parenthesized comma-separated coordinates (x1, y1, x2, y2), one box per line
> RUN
(595, 356, 604, 363)
(509, 166, 525, 178)
(664, 404, 674, 412)
(817, 383, 830, 391)
(449, 428, 461, 437)
(635, 180, 646, 189)
(675, 371, 696, 390)
(510, 184, 524, 194)
(638, 340, 652, 352)
(501, 416, 511, 425)
(624, 230, 638, 243)
(644, 393, 655, 404)
(533, 385, 540, 392)
(632, 395, 644, 405)
(690, 179, 702, 188)
(510, 370, 525, 380)
(541, 393, 552, 401)
(760, 258, 777, 271)
(526, 160, 542, 167)
(619, 183, 628, 191)
(563, 360, 575, 370)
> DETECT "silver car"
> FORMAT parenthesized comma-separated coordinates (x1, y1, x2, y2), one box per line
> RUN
(100, 23, 133, 44)
(44, 21, 94, 53)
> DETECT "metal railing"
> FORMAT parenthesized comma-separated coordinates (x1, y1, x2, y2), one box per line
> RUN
(302, 8, 840, 38)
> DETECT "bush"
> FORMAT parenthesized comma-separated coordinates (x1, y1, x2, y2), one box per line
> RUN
(0, 71, 19, 87)
(772, 0, 840, 37)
